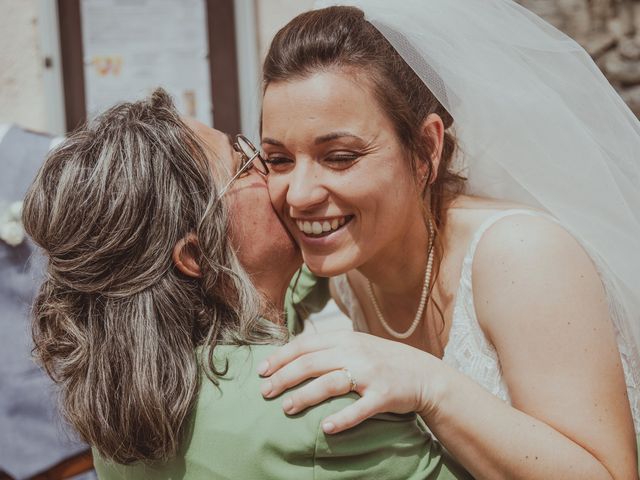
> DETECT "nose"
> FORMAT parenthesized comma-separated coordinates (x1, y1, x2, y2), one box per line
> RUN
(285, 161, 328, 214)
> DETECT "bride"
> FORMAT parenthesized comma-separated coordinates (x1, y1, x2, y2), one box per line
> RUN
(256, 0, 640, 478)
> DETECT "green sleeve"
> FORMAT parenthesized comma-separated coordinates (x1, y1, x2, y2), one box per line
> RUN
(92, 346, 476, 480)
(312, 395, 473, 480)
(285, 265, 331, 335)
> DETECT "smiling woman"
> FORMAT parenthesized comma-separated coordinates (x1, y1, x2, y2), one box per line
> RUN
(259, 2, 640, 479)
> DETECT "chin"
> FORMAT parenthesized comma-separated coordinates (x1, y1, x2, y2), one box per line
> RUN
(302, 251, 357, 278)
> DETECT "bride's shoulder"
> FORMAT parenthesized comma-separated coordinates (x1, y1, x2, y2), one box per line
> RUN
(472, 211, 575, 265)
(448, 195, 573, 262)
(448, 194, 596, 296)
(465, 199, 601, 316)
(447, 195, 543, 221)
(445, 195, 550, 245)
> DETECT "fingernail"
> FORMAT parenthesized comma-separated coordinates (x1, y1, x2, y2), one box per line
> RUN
(260, 380, 273, 397)
(283, 397, 293, 413)
(257, 360, 269, 376)
(322, 422, 335, 433)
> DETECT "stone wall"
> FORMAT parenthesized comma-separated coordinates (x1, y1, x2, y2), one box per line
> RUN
(518, 0, 640, 116)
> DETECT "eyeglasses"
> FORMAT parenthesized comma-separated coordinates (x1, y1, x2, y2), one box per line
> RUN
(218, 134, 269, 197)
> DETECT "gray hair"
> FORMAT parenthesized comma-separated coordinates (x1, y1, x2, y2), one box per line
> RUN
(22, 89, 286, 464)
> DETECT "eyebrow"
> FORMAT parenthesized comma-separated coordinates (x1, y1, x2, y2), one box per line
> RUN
(314, 132, 365, 145)
(261, 132, 365, 147)
(261, 137, 284, 147)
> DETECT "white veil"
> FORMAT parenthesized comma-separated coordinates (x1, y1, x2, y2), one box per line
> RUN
(314, 0, 640, 420)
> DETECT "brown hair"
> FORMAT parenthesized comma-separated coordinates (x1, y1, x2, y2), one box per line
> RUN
(263, 6, 466, 331)
(22, 89, 284, 464)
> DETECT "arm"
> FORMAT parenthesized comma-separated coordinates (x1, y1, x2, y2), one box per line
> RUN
(259, 216, 638, 479)
(424, 215, 637, 479)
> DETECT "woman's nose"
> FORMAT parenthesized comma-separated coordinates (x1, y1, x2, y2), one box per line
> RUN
(285, 162, 328, 213)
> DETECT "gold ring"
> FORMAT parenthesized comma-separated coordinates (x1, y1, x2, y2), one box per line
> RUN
(342, 368, 357, 392)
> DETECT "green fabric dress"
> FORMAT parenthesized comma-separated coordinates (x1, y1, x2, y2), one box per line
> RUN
(94, 345, 472, 480)
(284, 265, 331, 335)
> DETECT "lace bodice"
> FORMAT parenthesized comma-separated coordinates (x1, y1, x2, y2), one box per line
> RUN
(332, 209, 640, 434)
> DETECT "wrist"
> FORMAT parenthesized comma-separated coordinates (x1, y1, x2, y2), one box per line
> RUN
(415, 353, 452, 420)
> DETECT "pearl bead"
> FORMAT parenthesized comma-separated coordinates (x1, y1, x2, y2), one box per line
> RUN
(366, 222, 435, 340)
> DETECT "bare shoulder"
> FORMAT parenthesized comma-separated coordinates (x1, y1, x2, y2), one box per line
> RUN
(473, 212, 581, 262)
(444, 195, 551, 257)
(465, 210, 636, 476)
(470, 211, 609, 338)
(448, 194, 540, 214)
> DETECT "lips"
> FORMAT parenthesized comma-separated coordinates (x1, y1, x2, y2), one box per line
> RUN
(294, 215, 353, 237)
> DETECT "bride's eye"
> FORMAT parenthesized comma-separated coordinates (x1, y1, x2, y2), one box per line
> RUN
(264, 156, 292, 165)
(264, 156, 294, 172)
(325, 152, 360, 168)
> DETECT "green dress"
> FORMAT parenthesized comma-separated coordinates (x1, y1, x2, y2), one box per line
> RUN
(284, 265, 331, 335)
(94, 345, 472, 479)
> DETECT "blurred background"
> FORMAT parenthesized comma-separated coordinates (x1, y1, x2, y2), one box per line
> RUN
(0, 0, 638, 479)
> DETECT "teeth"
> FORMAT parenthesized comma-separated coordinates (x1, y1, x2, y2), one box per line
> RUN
(295, 216, 350, 235)
(303, 221, 312, 234)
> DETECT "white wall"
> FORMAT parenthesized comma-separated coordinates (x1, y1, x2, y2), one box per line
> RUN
(255, 0, 315, 60)
(0, 0, 47, 132)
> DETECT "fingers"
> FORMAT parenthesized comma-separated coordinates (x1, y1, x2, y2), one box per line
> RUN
(321, 395, 381, 434)
(261, 350, 342, 398)
(281, 369, 354, 415)
(257, 332, 347, 377)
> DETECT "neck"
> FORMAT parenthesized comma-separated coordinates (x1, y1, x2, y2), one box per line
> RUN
(252, 263, 300, 324)
(359, 211, 431, 300)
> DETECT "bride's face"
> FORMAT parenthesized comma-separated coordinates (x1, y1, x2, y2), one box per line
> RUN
(262, 70, 423, 276)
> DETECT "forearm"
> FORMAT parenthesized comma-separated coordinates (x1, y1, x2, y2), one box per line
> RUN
(420, 359, 615, 480)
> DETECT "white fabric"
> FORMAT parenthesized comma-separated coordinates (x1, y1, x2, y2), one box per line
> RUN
(315, 0, 640, 426)
(332, 209, 640, 434)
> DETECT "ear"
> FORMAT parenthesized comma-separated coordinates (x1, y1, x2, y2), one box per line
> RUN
(418, 113, 445, 185)
(172, 233, 202, 278)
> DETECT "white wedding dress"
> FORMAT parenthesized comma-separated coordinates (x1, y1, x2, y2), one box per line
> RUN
(331, 209, 640, 435)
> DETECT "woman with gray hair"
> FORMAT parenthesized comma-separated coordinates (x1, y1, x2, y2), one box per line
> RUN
(21, 89, 469, 479)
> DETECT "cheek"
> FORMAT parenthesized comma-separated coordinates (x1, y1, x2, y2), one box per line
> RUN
(350, 162, 411, 206)
(349, 166, 418, 236)
(266, 175, 288, 211)
(225, 188, 260, 247)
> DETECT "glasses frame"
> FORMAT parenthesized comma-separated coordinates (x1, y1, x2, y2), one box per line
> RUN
(217, 134, 269, 197)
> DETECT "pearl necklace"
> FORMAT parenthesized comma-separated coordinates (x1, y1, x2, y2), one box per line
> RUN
(366, 224, 435, 340)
